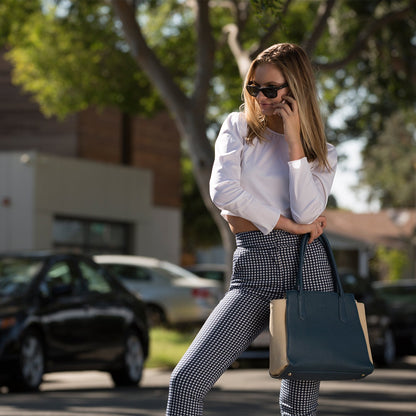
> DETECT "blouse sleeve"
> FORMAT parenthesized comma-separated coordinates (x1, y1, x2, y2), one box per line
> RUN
(288, 144, 337, 224)
(209, 112, 281, 234)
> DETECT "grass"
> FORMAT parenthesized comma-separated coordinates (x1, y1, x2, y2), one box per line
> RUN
(145, 327, 196, 370)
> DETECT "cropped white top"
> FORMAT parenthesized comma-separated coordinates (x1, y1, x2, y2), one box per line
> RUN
(209, 112, 337, 235)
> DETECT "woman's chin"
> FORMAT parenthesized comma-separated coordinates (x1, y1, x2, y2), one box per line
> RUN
(260, 107, 275, 116)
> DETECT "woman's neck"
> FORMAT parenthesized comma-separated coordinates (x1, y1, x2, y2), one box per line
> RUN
(266, 116, 284, 134)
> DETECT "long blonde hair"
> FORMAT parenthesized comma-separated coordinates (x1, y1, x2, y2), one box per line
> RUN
(242, 43, 330, 170)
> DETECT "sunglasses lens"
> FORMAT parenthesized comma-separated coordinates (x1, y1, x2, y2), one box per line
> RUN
(262, 88, 278, 98)
(246, 85, 259, 97)
(246, 85, 279, 98)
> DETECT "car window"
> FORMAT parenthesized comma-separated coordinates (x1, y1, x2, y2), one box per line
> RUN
(45, 261, 81, 296)
(105, 264, 152, 282)
(79, 261, 112, 294)
(47, 262, 72, 285)
(0, 258, 43, 297)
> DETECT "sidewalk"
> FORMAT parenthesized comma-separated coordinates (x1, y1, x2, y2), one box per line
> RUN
(143, 357, 416, 415)
(2, 356, 413, 416)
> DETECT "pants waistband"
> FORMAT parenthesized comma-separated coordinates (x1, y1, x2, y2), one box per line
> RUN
(235, 230, 303, 249)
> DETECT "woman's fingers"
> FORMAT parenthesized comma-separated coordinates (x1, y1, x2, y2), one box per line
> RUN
(308, 218, 325, 243)
(317, 215, 327, 229)
(273, 101, 293, 116)
(273, 96, 297, 115)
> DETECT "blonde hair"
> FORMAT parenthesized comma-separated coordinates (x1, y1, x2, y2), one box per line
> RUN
(242, 43, 330, 170)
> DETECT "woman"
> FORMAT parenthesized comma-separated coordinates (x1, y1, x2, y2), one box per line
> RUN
(166, 43, 337, 416)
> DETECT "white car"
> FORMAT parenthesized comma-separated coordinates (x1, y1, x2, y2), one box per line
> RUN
(94, 255, 223, 327)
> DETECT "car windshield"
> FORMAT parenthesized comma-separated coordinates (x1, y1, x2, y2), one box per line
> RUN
(0, 258, 43, 297)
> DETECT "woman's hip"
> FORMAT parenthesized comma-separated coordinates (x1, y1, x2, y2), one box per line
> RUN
(230, 231, 334, 297)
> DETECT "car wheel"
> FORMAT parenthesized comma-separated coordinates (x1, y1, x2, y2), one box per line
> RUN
(110, 330, 145, 387)
(380, 328, 396, 366)
(8, 330, 44, 392)
(146, 304, 166, 327)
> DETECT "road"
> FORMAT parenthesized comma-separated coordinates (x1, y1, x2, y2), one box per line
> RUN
(0, 357, 415, 415)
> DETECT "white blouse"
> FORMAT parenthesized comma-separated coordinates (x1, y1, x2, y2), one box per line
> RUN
(209, 112, 337, 235)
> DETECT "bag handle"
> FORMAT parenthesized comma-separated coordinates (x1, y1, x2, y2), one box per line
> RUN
(297, 233, 347, 322)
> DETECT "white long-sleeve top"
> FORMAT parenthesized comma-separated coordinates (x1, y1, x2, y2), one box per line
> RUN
(209, 112, 337, 235)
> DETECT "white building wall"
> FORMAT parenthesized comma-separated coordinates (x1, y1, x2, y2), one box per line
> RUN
(0, 153, 35, 251)
(138, 206, 182, 263)
(0, 151, 181, 264)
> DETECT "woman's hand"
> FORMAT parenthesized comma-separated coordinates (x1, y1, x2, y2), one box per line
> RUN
(273, 95, 304, 161)
(226, 214, 327, 243)
(307, 216, 327, 243)
(275, 215, 326, 243)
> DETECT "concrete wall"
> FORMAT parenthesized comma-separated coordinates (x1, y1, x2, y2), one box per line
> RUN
(0, 151, 181, 263)
(0, 153, 35, 250)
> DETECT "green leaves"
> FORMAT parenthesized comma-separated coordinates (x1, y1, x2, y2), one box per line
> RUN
(3, 1, 162, 118)
(359, 111, 416, 208)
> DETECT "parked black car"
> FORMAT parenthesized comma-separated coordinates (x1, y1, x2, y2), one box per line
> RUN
(0, 252, 149, 392)
(372, 279, 416, 357)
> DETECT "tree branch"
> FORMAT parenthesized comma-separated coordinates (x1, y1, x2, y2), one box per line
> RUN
(248, 0, 292, 60)
(223, 23, 251, 78)
(302, 0, 337, 56)
(110, 0, 189, 116)
(313, 2, 416, 70)
(192, 0, 216, 110)
(221, 0, 293, 78)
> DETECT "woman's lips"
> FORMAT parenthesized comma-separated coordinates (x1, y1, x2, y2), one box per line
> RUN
(259, 103, 274, 112)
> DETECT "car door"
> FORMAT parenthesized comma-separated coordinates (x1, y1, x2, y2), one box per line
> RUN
(76, 258, 129, 364)
(38, 258, 91, 367)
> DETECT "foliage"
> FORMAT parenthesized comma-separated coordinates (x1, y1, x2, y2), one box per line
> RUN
(181, 156, 221, 256)
(358, 111, 416, 208)
(372, 246, 409, 282)
(251, 0, 285, 26)
(320, 0, 416, 148)
(145, 327, 195, 369)
(2, 0, 162, 118)
(137, 0, 197, 93)
(2, 1, 414, 141)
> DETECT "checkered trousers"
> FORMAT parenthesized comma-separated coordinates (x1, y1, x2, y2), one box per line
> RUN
(166, 230, 334, 416)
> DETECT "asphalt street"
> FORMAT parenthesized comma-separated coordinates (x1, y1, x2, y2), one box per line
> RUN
(0, 357, 415, 415)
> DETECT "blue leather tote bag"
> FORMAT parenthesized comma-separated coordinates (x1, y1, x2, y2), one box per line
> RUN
(269, 234, 374, 380)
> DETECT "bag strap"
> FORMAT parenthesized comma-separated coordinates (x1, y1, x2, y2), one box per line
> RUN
(297, 233, 347, 322)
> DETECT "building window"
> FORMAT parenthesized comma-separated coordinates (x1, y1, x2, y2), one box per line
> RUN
(53, 216, 131, 254)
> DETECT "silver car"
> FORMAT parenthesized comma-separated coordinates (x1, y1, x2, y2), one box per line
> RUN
(94, 255, 223, 327)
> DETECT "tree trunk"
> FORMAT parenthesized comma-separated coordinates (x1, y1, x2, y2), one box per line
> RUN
(111, 0, 238, 289)
(180, 109, 236, 290)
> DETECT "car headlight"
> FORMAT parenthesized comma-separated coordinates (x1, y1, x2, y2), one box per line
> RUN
(0, 317, 17, 330)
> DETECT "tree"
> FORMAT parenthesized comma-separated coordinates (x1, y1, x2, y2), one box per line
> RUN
(358, 111, 416, 208)
(111, 0, 416, 278)
(181, 155, 221, 261)
(1, 0, 415, 283)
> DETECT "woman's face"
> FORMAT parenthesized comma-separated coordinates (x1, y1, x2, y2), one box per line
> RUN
(249, 63, 288, 116)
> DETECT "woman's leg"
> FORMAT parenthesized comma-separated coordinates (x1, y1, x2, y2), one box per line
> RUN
(280, 379, 320, 416)
(166, 288, 269, 416)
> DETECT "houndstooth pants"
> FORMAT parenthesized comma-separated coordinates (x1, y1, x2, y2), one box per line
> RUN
(166, 230, 334, 416)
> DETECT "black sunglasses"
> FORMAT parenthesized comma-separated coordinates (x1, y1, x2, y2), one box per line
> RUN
(246, 83, 288, 99)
